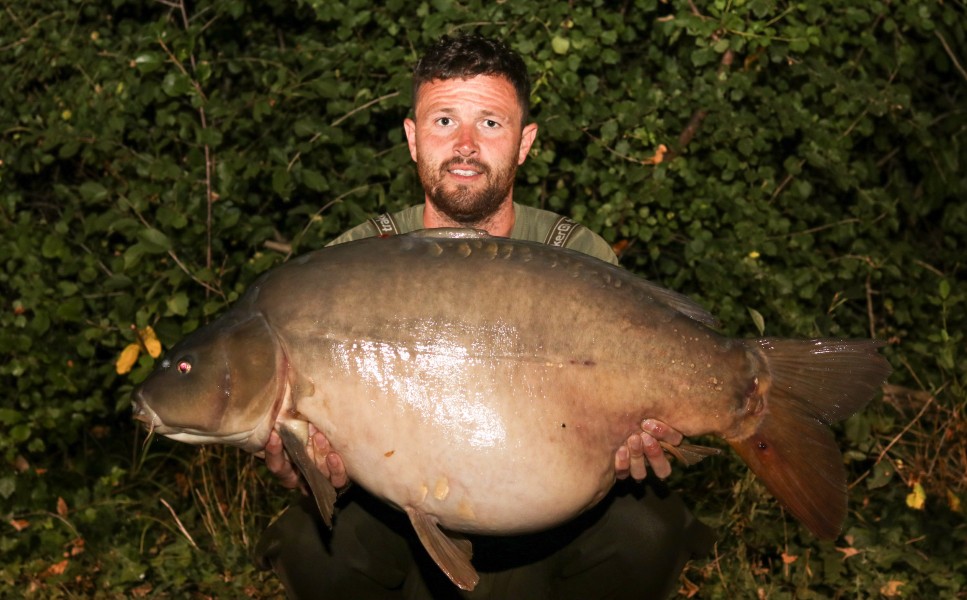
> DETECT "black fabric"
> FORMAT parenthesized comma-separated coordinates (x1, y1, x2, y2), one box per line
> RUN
(256, 479, 715, 600)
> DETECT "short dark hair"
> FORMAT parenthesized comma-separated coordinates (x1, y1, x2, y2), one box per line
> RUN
(412, 33, 531, 124)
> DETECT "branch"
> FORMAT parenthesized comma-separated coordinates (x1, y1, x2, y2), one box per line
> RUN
(580, 128, 667, 166)
(935, 31, 967, 83)
(664, 6, 735, 159)
(287, 91, 401, 172)
(157, 1, 217, 282)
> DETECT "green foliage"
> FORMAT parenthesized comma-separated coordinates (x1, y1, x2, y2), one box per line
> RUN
(1, 0, 964, 596)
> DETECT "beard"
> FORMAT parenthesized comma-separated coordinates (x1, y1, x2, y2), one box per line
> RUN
(418, 156, 517, 226)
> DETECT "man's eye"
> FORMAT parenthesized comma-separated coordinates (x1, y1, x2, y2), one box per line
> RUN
(483, 119, 499, 128)
(437, 117, 453, 126)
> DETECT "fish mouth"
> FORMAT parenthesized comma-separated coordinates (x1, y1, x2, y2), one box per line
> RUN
(131, 390, 266, 446)
(132, 390, 162, 431)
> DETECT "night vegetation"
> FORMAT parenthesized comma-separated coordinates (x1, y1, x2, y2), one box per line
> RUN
(1, 0, 964, 596)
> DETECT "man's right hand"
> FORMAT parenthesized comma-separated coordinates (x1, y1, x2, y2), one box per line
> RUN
(264, 425, 349, 491)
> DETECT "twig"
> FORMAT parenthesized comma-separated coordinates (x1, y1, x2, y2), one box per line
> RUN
(876, 387, 938, 464)
(865, 274, 876, 338)
(157, 3, 217, 282)
(935, 31, 967, 83)
(333, 91, 401, 127)
(160, 497, 199, 549)
(580, 128, 665, 166)
(281, 189, 369, 260)
(287, 92, 401, 172)
(119, 194, 224, 298)
(663, 4, 734, 159)
(676, 109, 708, 152)
(764, 217, 861, 240)
(913, 259, 946, 278)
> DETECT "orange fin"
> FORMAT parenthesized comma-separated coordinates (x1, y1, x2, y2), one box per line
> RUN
(277, 423, 337, 528)
(405, 506, 479, 591)
(730, 338, 891, 539)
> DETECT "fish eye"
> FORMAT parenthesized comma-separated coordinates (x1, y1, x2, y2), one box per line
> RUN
(177, 360, 192, 374)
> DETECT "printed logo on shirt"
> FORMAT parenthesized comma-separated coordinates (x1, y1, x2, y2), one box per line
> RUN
(370, 213, 400, 237)
(544, 216, 581, 248)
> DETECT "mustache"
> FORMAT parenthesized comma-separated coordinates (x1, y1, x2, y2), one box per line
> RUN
(442, 158, 489, 174)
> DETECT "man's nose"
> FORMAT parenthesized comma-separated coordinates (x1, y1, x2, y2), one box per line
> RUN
(454, 125, 478, 157)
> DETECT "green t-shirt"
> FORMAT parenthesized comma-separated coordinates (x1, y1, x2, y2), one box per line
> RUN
(327, 202, 618, 265)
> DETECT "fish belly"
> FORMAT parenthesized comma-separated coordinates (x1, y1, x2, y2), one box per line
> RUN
(293, 352, 621, 534)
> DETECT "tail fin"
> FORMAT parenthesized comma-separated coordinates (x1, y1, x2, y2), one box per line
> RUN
(728, 339, 891, 539)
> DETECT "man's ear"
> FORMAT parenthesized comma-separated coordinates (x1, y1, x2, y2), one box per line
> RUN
(404, 118, 418, 162)
(518, 122, 538, 165)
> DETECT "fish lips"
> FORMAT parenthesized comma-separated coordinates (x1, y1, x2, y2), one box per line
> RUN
(131, 388, 170, 434)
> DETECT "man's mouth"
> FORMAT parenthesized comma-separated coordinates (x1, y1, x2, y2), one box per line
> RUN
(445, 160, 487, 178)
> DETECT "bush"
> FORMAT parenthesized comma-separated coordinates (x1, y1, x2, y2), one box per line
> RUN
(2, 0, 964, 596)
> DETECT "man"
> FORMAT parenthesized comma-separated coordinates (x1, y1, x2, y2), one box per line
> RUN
(257, 34, 714, 599)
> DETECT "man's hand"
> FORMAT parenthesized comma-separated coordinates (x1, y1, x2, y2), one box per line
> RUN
(614, 419, 684, 481)
(264, 424, 349, 491)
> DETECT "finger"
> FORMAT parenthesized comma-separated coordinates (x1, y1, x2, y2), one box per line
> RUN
(627, 433, 648, 482)
(614, 444, 630, 480)
(309, 430, 332, 469)
(327, 452, 349, 489)
(641, 432, 672, 479)
(263, 431, 302, 488)
(641, 419, 683, 445)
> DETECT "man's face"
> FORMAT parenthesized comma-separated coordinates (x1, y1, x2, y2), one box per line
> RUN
(404, 75, 538, 225)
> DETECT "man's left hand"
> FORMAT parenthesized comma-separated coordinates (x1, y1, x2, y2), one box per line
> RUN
(614, 419, 683, 481)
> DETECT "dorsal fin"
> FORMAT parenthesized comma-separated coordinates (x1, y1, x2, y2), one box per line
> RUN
(629, 277, 720, 328)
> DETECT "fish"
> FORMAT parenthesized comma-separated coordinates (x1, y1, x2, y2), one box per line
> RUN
(132, 228, 891, 590)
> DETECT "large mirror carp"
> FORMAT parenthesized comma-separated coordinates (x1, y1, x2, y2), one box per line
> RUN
(133, 229, 891, 590)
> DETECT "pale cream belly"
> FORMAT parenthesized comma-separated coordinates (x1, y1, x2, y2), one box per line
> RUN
(294, 381, 616, 534)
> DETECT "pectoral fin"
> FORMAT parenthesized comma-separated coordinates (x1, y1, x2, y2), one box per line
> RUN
(405, 506, 479, 591)
(277, 423, 337, 528)
(660, 441, 722, 466)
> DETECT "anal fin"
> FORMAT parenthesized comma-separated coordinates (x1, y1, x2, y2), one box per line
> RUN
(405, 506, 479, 591)
(277, 423, 337, 528)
